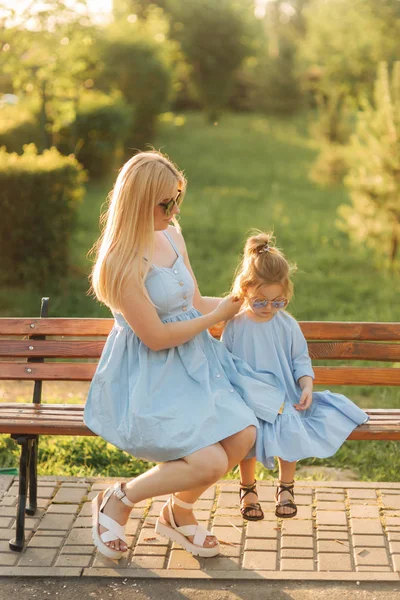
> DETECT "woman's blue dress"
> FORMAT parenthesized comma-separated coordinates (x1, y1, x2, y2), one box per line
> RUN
(221, 310, 369, 468)
(83, 230, 284, 463)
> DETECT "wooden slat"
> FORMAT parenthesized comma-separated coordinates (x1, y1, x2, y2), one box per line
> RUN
(299, 322, 400, 341)
(309, 342, 400, 362)
(314, 366, 400, 386)
(0, 318, 113, 337)
(0, 362, 96, 381)
(0, 340, 105, 358)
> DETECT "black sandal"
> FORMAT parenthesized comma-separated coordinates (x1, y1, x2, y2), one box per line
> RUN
(275, 480, 297, 519)
(239, 480, 264, 522)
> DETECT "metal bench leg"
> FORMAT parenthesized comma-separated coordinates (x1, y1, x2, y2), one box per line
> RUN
(26, 436, 38, 516)
(9, 435, 31, 552)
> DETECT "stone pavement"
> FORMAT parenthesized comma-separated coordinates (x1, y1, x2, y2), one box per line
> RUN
(0, 476, 400, 581)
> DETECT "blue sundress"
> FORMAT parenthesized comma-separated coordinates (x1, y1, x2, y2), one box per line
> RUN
(221, 310, 369, 468)
(83, 229, 284, 463)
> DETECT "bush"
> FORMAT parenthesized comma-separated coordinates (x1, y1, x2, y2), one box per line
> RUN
(57, 92, 132, 179)
(0, 104, 42, 153)
(310, 143, 349, 186)
(0, 144, 86, 287)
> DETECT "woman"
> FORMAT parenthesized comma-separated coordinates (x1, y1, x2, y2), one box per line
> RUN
(84, 151, 283, 560)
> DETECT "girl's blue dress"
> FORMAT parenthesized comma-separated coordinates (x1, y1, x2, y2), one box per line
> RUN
(83, 230, 284, 463)
(221, 310, 369, 468)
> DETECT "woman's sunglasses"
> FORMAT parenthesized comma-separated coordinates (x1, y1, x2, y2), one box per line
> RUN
(159, 189, 183, 217)
(250, 297, 289, 311)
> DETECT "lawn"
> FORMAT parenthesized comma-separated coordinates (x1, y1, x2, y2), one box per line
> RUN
(1, 111, 399, 481)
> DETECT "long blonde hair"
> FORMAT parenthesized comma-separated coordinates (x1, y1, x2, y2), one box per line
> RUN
(89, 151, 186, 312)
(232, 231, 296, 302)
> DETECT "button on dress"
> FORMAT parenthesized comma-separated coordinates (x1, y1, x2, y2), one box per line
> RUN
(83, 230, 284, 463)
(222, 311, 369, 468)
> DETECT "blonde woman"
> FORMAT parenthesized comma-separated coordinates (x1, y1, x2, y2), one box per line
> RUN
(84, 152, 283, 560)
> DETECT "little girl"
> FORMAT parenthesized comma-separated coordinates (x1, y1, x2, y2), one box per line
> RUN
(221, 232, 369, 521)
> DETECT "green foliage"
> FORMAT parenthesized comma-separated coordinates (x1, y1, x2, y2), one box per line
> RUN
(0, 144, 86, 287)
(99, 14, 173, 149)
(338, 62, 400, 267)
(57, 92, 133, 178)
(172, 0, 252, 122)
(310, 143, 350, 186)
(0, 103, 42, 153)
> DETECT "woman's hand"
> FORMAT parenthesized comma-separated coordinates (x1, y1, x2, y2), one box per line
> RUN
(213, 295, 243, 322)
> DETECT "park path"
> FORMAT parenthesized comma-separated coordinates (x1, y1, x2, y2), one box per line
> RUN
(0, 476, 399, 582)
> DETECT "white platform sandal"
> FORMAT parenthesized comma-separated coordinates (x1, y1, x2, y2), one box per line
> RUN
(155, 494, 220, 558)
(92, 482, 135, 560)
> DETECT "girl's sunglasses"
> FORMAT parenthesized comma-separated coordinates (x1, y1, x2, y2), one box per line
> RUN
(250, 297, 289, 311)
(159, 189, 183, 217)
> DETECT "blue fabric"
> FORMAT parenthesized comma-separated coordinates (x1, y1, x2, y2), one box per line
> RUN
(83, 230, 284, 463)
(221, 311, 369, 468)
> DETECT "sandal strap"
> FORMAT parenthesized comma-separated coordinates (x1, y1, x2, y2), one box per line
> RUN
(112, 482, 135, 507)
(239, 480, 258, 501)
(98, 512, 127, 544)
(171, 494, 195, 510)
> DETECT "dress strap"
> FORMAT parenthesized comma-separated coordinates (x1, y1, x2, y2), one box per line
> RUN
(163, 229, 180, 257)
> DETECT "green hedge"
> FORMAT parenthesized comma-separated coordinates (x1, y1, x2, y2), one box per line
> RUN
(57, 93, 132, 179)
(0, 144, 86, 287)
(0, 105, 42, 153)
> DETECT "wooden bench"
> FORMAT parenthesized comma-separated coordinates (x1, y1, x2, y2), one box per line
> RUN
(1, 297, 400, 552)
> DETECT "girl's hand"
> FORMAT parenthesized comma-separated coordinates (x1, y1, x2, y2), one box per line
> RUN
(214, 295, 243, 322)
(294, 387, 313, 411)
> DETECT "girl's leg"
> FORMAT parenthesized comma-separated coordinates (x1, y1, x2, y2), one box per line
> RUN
(276, 457, 297, 516)
(100, 442, 229, 552)
(238, 457, 262, 519)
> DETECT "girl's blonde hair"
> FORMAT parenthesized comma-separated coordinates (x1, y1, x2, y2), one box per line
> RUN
(232, 231, 296, 302)
(89, 150, 186, 312)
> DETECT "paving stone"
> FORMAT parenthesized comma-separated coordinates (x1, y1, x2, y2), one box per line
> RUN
(211, 526, 241, 544)
(246, 521, 280, 538)
(0, 496, 16, 507)
(389, 541, 400, 554)
(55, 554, 91, 567)
(317, 502, 346, 511)
(0, 518, 13, 528)
(242, 551, 277, 570)
(0, 507, 17, 517)
(52, 487, 88, 504)
(348, 489, 377, 500)
(213, 508, 240, 517)
(72, 517, 92, 528)
(318, 552, 352, 571)
(244, 538, 278, 551)
(281, 520, 314, 536)
(217, 494, 238, 508)
(317, 539, 350, 553)
(65, 528, 94, 545)
(316, 493, 344, 502)
(137, 530, 169, 546)
(199, 488, 216, 500)
(281, 548, 314, 559)
(281, 558, 315, 571)
(0, 540, 13, 552)
(212, 516, 243, 527)
(28, 535, 65, 548)
(356, 566, 392, 572)
(317, 525, 348, 531)
(11, 517, 40, 531)
(92, 553, 129, 568)
(35, 530, 66, 536)
(0, 553, 19, 566)
(392, 554, 400, 571)
(388, 531, 400, 542)
(296, 496, 313, 506)
(295, 506, 313, 519)
(256, 488, 276, 502)
(351, 519, 383, 535)
(46, 504, 79, 514)
(134, 544, 169, 557)
(201, 556, 240, 571)
(38, 513, 75, 531)
(382, 495, 400, 510)
(215, 543, 241, 558)
(316, 530, 348, 541)
(354, 547, 390, 566)
(316, 511, 347, 526)
(60, 545, 95, 555)
(167, 550, 201, 569)
(353, 535, 386, 548)
(386, 517, 400, 527)
(18, 547, 58, 567)
(280, 536, 314, 549)
(350, 504, 380, 519)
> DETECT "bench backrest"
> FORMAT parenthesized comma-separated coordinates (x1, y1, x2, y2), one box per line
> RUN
(1, 317, 400, 387)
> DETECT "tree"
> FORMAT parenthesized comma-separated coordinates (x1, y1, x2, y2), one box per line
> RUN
(171, 0, 252, 122)
(338, 62, 400, 267)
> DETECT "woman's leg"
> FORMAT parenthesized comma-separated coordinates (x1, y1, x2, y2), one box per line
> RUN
(219, 425, 257, 471)
(276, 457, 297, 516)
(100, 442, 229, 552)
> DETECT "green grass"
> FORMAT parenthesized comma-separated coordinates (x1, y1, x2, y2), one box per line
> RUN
(1, 111, 399, 481)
